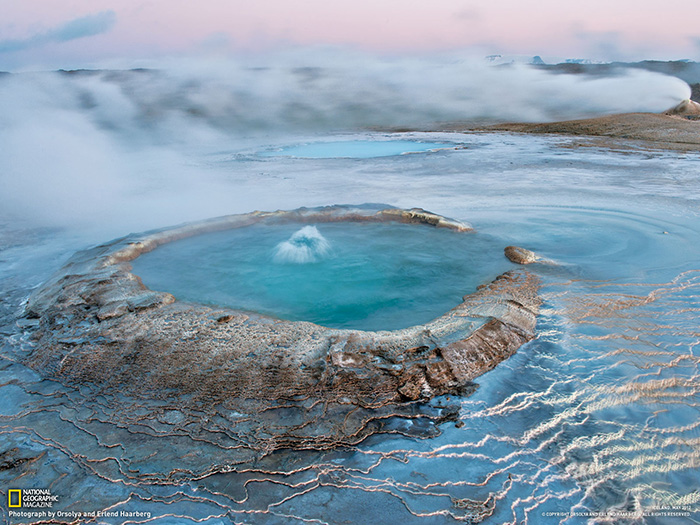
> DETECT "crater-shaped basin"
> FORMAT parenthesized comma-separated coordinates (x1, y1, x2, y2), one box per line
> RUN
(131, 221, 509, 330)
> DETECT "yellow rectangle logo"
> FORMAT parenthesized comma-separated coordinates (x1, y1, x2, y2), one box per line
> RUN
(8, 489, 21, 508)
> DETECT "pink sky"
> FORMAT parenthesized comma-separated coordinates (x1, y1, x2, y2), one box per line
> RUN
(2, 0, 700, 69)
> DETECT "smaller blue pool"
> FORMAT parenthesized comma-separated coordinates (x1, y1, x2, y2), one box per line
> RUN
(262, 140, 455, 159)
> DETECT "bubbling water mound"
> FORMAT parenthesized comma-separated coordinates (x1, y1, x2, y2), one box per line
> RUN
(21, 205, 540, 459)
(273, 225, 331, 263)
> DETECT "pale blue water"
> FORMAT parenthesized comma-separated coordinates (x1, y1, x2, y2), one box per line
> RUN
(261, 140, 455, 158)
(1, 132, 699, 524)
(131, 223, 508, 330)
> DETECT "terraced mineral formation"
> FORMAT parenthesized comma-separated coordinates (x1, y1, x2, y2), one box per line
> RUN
(21, 205, 540, 454)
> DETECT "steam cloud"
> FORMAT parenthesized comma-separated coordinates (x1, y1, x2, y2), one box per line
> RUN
(0, 11, 117, 53)
(0, 51, 691, 229)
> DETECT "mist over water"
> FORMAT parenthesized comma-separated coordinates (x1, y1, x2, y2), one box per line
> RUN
(0, 51, 691, 229)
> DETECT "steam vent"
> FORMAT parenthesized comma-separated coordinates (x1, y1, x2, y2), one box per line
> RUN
(22, 205, 540, 457)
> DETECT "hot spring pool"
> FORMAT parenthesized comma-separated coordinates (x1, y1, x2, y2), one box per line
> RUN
(131, 222, 510, 330)
(261, 139, 455, 158)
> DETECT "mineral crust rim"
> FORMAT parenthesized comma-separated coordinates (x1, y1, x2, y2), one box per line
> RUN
(20, 205, 541, 450)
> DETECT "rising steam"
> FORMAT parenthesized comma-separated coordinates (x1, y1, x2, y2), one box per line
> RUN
(0, 50, 691, 229)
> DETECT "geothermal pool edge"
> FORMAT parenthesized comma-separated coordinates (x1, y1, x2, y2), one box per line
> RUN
(21, 205, 541, 453)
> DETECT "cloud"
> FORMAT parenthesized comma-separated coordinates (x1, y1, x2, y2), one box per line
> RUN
(0, 11, 116, 53)
(573, 28, 624, 60)
(453, 8, 481, 21)
(197, 32, 233, 54)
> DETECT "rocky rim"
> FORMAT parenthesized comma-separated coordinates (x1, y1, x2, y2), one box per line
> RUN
(20, 205, 540, 456)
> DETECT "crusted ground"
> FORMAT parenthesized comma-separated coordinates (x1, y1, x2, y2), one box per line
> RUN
(21, 205, 540, 455)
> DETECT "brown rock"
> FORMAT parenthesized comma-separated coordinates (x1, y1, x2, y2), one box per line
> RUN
(664, 99, 700, 117)
(504, 245, 539, 265)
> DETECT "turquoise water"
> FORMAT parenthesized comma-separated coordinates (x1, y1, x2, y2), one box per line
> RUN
(131, 222, 509, 330)
(261, 140, 455, 158)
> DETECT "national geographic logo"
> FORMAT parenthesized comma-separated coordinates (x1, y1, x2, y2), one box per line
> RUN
(8, 490, 20, 508)
(7, 489, 58, 508)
